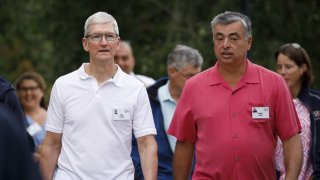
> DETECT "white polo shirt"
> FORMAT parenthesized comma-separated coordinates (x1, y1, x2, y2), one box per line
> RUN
(46, 63, 156, 180)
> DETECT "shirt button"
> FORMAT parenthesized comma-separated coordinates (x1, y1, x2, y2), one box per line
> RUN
(233, 134, 238, 139)
(232, 112, 236, 118)
(235, 157, 240, 161)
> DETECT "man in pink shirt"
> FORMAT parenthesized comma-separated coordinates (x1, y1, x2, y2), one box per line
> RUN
(168, 11, 303, 180)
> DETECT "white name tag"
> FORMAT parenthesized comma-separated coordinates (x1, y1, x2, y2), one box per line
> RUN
(113, 108, 130, 121)
(27, 123, 42, 136)
(252, 107, 269, 119)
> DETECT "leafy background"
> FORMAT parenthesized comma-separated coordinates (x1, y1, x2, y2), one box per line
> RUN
(1, 0, 319, 101)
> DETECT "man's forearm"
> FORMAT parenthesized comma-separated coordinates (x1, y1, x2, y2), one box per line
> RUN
(138, 135, 158, 180)
(173, 141, 194, 180)
(39, 144, 61, 180)
(141, 144, 157, 180)
(283, 134, 303, 180)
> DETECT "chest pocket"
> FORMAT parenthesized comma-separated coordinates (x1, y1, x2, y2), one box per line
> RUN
(247, 102, 270, 128)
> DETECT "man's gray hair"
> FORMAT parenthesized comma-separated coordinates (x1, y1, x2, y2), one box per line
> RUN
(210, 11, 252, 40)
(167, 45, 203, 70)
(84, 12, 119, 37)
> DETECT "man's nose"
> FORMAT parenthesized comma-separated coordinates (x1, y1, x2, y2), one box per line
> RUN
(222, 38, 231, 48)
(100, 35, 109, 44)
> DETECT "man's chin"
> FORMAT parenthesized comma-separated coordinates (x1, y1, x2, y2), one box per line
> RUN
(219, 58, 233, 63)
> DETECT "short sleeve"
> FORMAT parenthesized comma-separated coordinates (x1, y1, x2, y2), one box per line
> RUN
(45, 80, 64, 133)
(132, 86, 157, 138)
(274, 77, 301, 141)
(168, 81, 197, 143)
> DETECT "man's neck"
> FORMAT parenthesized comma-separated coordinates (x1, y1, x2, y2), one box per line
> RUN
(85, 62, 117, 85)
(168, 81, 182, 102)
(218, 60, 246, 89)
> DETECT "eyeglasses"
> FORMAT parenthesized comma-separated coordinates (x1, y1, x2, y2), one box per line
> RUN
(174, 67, 194, 80)
(85, 33, 118, 42)
(18, 86, 40, 93)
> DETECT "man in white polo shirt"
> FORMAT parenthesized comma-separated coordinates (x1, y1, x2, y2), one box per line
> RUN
(39, 12, 158, 180)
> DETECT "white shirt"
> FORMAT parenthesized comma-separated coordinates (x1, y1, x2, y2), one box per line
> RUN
(129, 72, 155, 88)
(157, 81, 177, 152)
(46, 63, 156, 180)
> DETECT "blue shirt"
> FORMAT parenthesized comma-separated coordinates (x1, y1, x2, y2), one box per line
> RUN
(26, 116, 46, 149)
(158, 81, 177, 152)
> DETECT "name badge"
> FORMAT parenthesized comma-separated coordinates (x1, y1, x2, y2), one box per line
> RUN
(113, 108, 130, 121)
(252, 107, 269, 119)
(27, 123, 42, 136)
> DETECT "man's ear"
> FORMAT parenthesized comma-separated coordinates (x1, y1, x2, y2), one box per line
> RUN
(82, 38, 89, 52)
(115, 37, 121, 51)
(247, 36, 252, 51)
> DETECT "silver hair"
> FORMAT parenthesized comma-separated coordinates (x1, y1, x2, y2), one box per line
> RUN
(84, 12, 119, 37)
(167, 45, 204, 70)
(210, 11, 252, 40)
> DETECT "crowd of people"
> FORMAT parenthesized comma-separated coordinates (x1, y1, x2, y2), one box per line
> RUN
(0, 11, 319, 180)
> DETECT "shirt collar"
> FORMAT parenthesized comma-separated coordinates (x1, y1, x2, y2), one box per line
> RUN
(129, 71, 135, 76)
(111, 65, 125, 87)
(207, 59, 260, 86)
(78, 63, 90, 80)
(241, 59, 260, 84)
(78, 63, 124, 87)
(158, 80, 176, 103)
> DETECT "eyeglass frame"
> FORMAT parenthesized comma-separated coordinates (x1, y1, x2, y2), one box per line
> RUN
(173, 67, 194, 80)
(85, 33, 119, 42)
(18, 86, 40, 93)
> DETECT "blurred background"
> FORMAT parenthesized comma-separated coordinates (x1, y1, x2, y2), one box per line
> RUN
(0, 0, 319, 101)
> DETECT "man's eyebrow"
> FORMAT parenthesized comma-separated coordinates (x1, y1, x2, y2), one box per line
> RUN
(215, 32, 239, 36)
(229, 32, 240, 37)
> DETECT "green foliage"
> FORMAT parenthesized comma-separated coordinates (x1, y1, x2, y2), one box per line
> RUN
(0, 0, 319, 94)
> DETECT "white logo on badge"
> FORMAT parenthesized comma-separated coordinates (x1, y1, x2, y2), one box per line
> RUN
(113, 108, 130, 121)
(252, 107, 269, 119)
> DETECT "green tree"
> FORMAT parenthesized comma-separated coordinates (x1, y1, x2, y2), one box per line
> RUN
(1, 0, 319, 92)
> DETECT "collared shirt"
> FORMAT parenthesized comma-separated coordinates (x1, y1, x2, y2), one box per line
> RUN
(46, 63, 156, 180)
(158, 80, 177, 152)
(168, 59, 301, 180)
